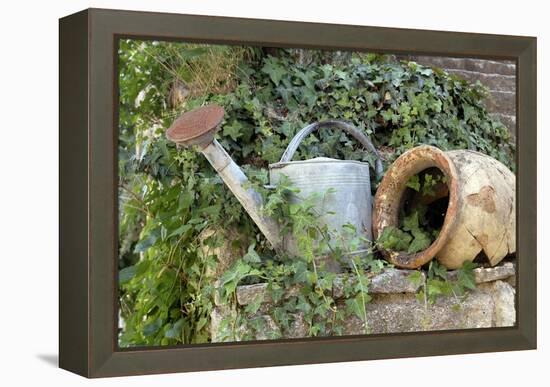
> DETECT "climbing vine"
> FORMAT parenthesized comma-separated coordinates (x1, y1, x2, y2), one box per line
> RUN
(117, 39, 514, 346)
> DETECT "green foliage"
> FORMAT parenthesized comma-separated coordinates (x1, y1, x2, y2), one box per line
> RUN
(377, 226, 413, 251)
(402, 208, 433, 254)
(407, 172, 448, 196)
(410, 260, 478, 306)
(377, 172, 447, 254)
(117, 40, 513, 346)
(215, 182, 381, 340)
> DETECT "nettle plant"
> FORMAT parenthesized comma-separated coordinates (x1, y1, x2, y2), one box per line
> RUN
(117, 40, 514, 346)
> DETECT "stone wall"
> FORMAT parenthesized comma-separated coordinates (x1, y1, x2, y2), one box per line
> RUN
(210, 261, 516, 342)
(397, 55, 516, 135)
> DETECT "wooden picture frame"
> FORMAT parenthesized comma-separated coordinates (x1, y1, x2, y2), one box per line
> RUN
(59, 8, 536, 378)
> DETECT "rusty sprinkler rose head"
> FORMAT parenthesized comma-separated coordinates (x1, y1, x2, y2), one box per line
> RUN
(166, 104, 225, 148)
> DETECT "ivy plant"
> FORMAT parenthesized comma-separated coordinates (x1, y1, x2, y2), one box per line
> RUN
(215, 178, 381, 340)
(117, 39, 514, 346)
(409, 260, 477, 307)
(378, 172, 448, 254)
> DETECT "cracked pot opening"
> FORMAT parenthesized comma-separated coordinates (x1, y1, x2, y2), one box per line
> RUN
(390, 167, 450, 254)
(373, 146, 459, 269)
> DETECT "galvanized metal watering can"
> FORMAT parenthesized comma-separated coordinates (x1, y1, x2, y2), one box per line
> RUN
(166, 105, 383, 259)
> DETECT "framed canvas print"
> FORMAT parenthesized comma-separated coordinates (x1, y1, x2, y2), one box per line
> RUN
(59, 8, 536, 378)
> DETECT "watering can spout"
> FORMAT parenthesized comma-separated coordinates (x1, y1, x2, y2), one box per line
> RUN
(166, 105, 284, 251)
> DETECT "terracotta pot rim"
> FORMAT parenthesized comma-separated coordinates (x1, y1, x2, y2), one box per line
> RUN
(373, 145, 459, 269)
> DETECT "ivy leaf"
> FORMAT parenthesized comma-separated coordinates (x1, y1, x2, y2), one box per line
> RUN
(178, 192, 194, 210)
(431, 261, 448, 279)
(167, 224, 191, 239)
(119, 266, 137, 285)
(421, 174, 437, 196)
(268, 283, 284, 304)
(408, 270, 424, 287)
(400, 209, 432, 253)
(244, 294, 264, 314)
(427, 280, 444, 298)
(370, 259, 386, 274)
(407, 175, 421, 191)
(309, 324, 321, 336)
(219, 260, 253, 298)
(134, 231, 159, 253)
(223, 120, 243, 141)
(296, 295, 312, 314)
(143, 318, 163, 337)
(418, 67, 433, 77)
(318, 271, 336, 291)
(200, 204, 222, 217)
(292, 260, 309, 284)
(261, 58, 286, 86)
(243, 243, 261, 263)
(403, 211, 419, 232)
(164, 318, 184, 339)
(381, 109, 394, 122)
(345, 294, 369, 320)
(279, 122, 296, 137)
(457, 261, 477, 290)
(407, 231, 431, 254)
(377, 226, 412, 251)
(301, 88, 318, 108)
(296, 70, 315, 90)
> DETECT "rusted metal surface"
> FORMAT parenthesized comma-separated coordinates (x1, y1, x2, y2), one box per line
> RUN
(373, 145, 515, 269)
(167, 105, 283, 251)
(166, 104, 225, 147)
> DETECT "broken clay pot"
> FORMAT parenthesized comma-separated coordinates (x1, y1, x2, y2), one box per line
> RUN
(373, 145, 515, 270)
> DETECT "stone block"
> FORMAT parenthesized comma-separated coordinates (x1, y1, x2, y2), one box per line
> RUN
(399, 56, 516, 76)
(342, 280, 515, 335)
(490, 113, 516, 136)
(492, 280, 516, 326)
(333, 268, 425, 299)
(211, 280, 515, 342)
(483, 90, 516, 116)
(235, 283, 301, 306)
(445, 69, 516, 93)
(446, 261, 515, 284)
(211, 262, 516, 342)
(200, 227, 246, 279)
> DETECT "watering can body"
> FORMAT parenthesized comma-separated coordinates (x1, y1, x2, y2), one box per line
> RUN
(269, 157, 374, 255)
(166, 105, 382, 266)
(268, 121, 382, 256)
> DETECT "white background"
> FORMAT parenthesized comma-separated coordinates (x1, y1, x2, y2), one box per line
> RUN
(0, 0, 547, 385)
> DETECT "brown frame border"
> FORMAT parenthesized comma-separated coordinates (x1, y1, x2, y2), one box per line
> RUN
(59, 8, 537, 378)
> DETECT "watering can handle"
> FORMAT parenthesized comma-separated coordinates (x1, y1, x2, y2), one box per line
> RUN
(279, 120, 384, 179)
